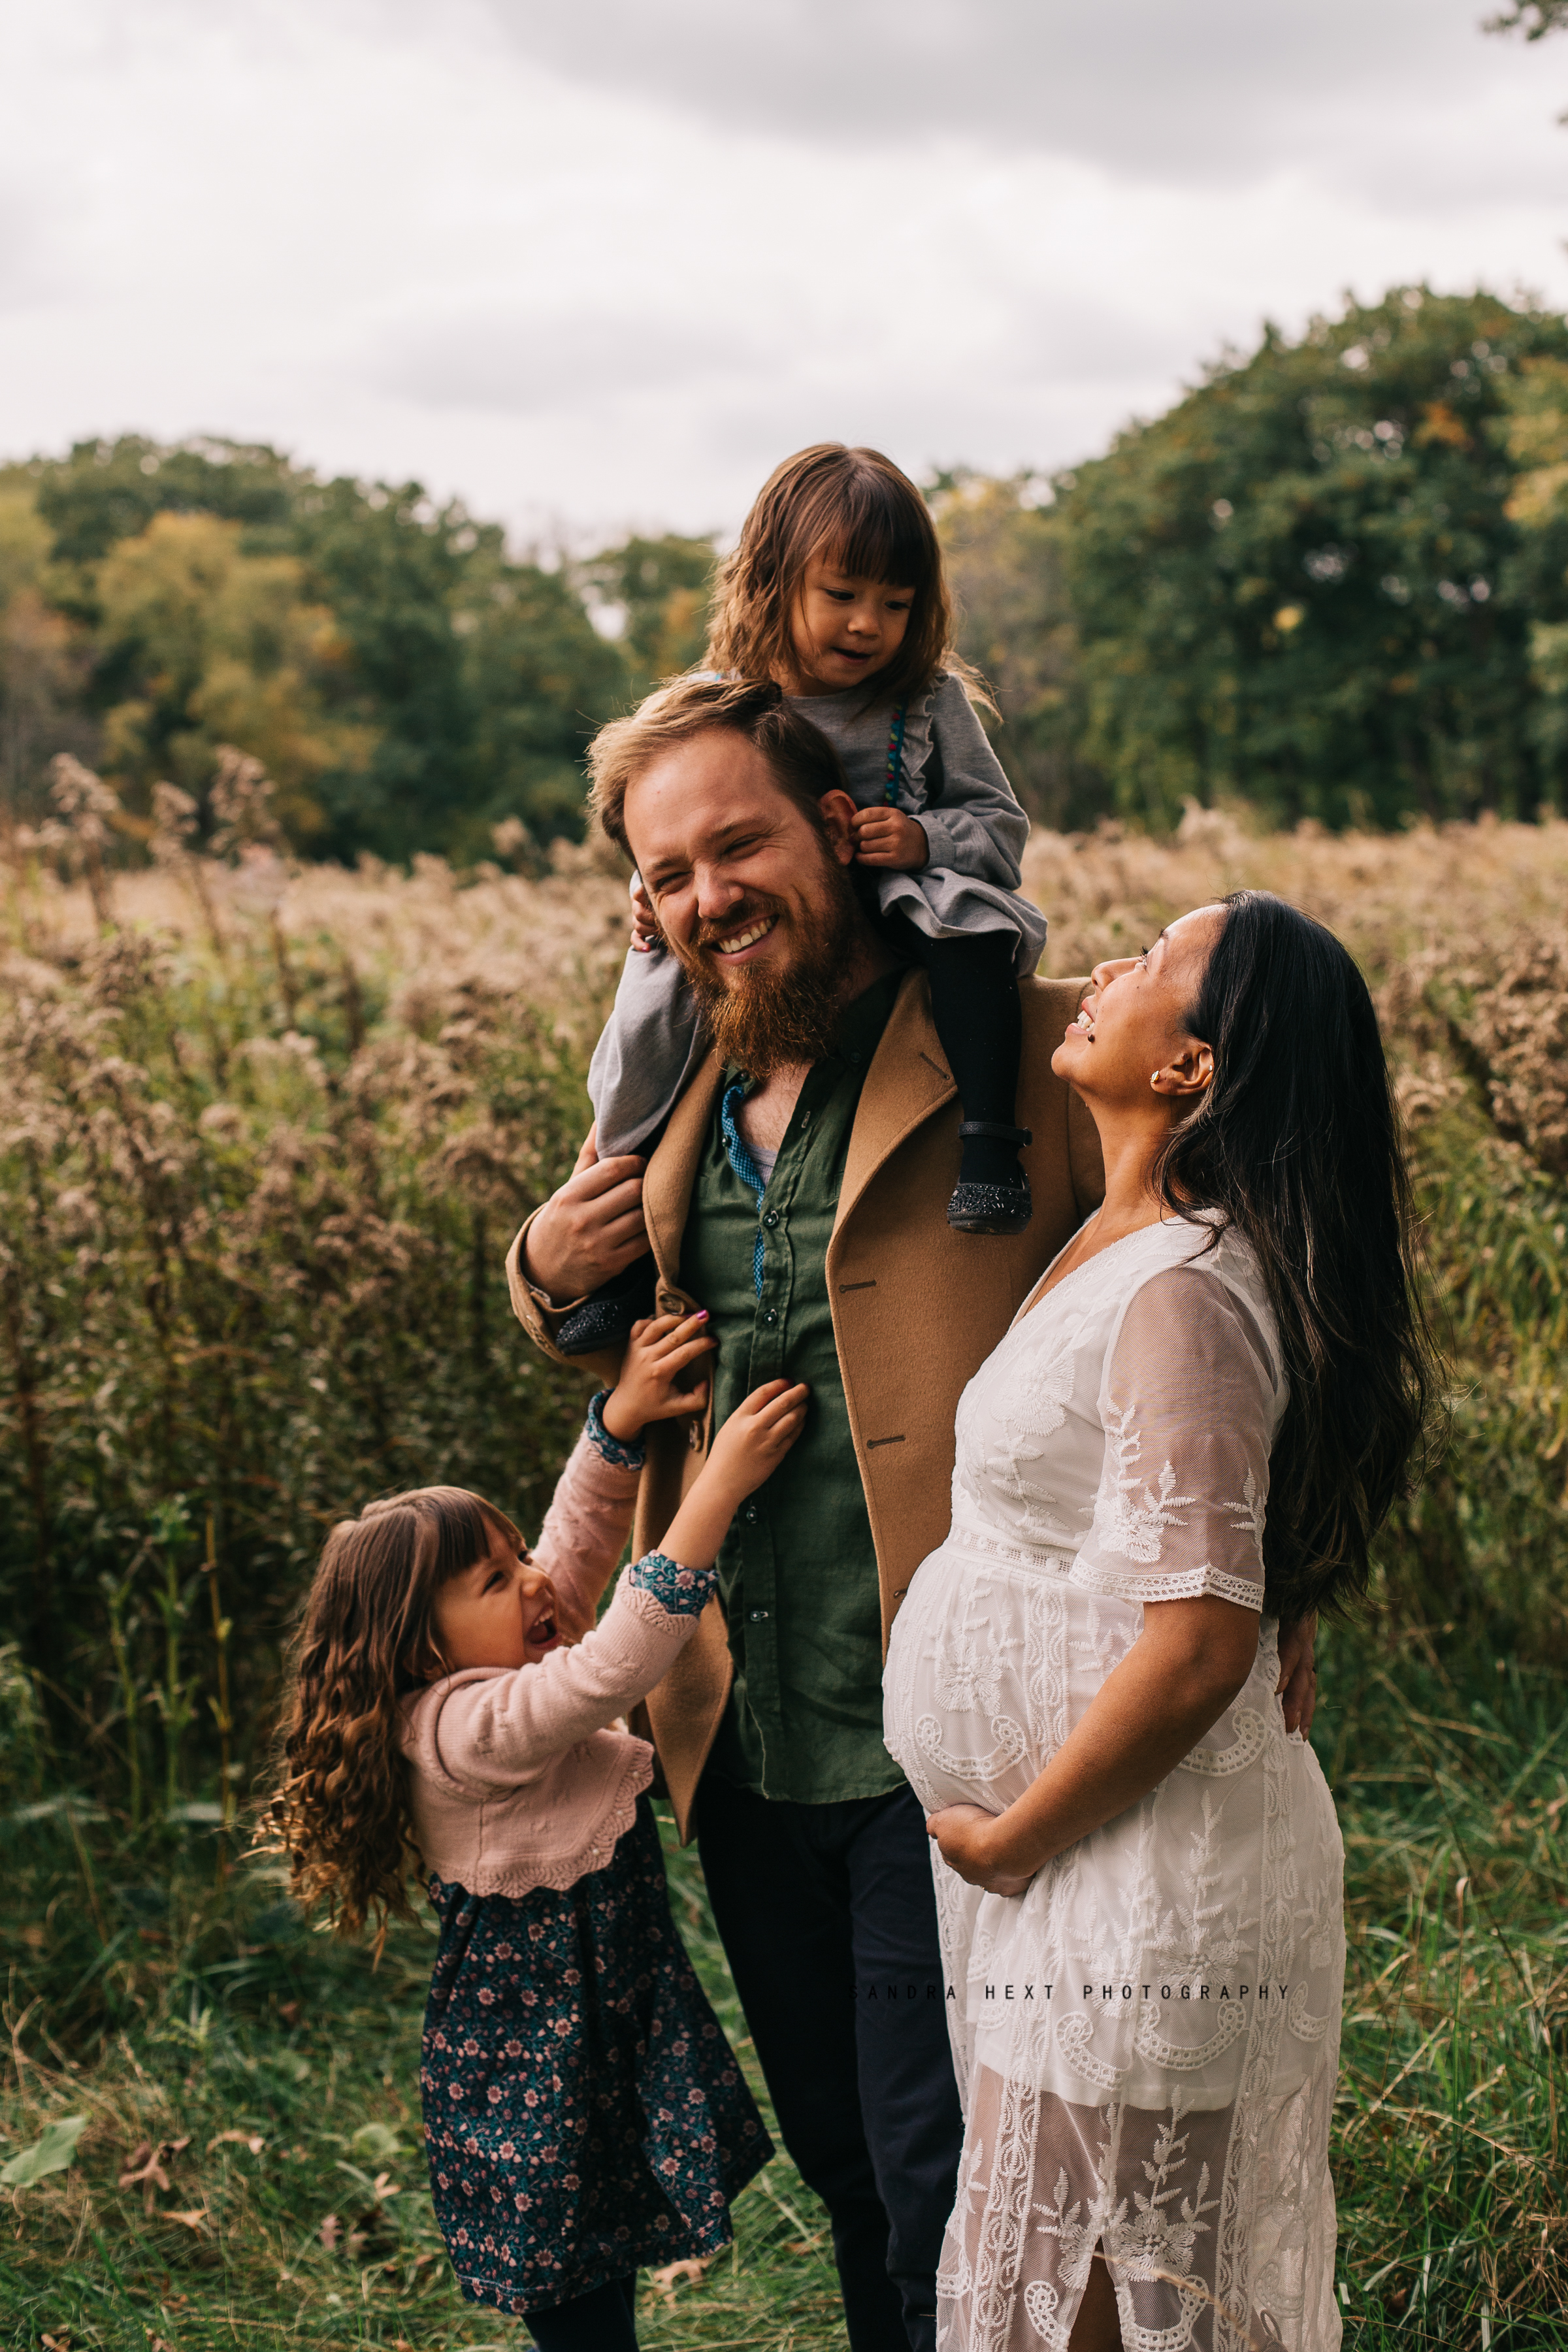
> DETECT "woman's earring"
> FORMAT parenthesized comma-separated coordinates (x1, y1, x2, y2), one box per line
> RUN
(1151, 1070, 1162, 1088)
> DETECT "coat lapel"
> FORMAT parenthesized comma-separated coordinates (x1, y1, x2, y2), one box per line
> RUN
(643, 1048, 725, 1285)
(835, 970, 953, 1237)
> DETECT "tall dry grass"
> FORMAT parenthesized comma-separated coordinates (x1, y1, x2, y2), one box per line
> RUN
(1, 790, 1565, 2344)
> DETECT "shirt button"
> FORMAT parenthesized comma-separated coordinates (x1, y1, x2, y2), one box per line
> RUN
(763, 1211, 779, 1228)
(762, 1307, 778, 1325)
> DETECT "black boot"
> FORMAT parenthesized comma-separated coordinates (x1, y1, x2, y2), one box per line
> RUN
(947, 1121, 1033, 1236)
(555, 1251, 658, 1357)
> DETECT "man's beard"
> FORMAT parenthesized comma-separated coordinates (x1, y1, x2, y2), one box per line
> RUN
(675, 852, 864, 1079)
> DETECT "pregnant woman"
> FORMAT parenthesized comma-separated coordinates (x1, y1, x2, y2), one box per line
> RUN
(884, 893, 1435, 2352)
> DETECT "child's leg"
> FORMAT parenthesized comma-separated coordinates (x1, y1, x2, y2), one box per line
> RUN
(561, 945, 704, 1356)
(897, 926, 1032, 1233)
(527, 2271, 638, 2350)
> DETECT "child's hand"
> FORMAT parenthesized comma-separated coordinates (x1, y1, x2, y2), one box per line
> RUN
(655, 1379, 809, 1574)
(703, 1379, 809, 1502)
(850, 806, 928, 870)
(600, 1311, 717, 1441)
(629, 872, 662, 952)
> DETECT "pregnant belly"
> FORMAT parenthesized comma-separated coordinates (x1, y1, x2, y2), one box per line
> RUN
(883, 1535, 1103, 1817)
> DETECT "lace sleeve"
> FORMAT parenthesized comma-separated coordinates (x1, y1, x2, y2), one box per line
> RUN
(1070, 1263, 1281, 1612)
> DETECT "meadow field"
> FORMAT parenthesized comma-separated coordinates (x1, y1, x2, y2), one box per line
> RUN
(0, 809, 1565, 2349)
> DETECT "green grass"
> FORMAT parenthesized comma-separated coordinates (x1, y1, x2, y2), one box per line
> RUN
(0, 1811, 846, 2352)
(2, 1635, 1565, 2349)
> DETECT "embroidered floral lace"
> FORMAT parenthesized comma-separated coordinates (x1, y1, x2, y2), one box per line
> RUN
(883, 1218, 1346, 2352)
(627, 1552, 715, 1618)
(585, 1390, 646, 1473)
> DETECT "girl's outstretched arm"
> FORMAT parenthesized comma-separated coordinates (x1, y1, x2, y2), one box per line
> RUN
(533, 1309, 717, 1636)
(414, 1375, 807, 1791)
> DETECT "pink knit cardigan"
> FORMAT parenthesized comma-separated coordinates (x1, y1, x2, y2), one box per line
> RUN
(397, 1432, 702, 1897)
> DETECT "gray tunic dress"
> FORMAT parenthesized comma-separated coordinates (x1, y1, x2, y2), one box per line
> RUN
(587, 672, 1049, 1156)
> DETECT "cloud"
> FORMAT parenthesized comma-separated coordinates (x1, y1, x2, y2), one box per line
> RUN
(476, 0, 1561, 190)
(367, 302, 764, 416)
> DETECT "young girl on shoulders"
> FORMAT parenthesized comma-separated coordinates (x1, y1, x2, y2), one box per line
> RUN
(270, 1311, 805, 2351)
(568, 441, 1049, 1354)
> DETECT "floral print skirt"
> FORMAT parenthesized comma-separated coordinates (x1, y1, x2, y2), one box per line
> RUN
(420, 1795, 772, 2316)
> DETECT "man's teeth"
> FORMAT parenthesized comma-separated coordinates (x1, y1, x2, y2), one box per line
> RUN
(719, 917, 774, 953)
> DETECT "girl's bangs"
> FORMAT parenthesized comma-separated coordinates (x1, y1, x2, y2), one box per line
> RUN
(818, 476, 935, 591)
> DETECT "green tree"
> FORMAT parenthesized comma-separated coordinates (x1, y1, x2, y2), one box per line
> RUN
(1485, 2, 1568, 37)
(0, 477, 95, 819)
(932, 471, 1102, 830)
(26, 440, 632, 860)
(578, 533, 717, 692)
(1499, 355, 1568, 789)
(91, 512, 369, 839)
(1054, 287, 1568, 829)
(35, 436, 297, 569)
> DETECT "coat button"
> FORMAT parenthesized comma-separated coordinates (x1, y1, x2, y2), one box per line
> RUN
(763, 1210, 779, 1228)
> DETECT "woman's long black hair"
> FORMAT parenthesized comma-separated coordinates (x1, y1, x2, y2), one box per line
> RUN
(1158, 890, 1439, 1629)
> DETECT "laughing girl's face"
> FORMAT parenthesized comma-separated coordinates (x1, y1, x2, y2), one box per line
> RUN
(429, 1528, 562, 1675)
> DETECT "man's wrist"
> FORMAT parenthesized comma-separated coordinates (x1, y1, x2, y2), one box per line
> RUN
(520, 1232, 589, 1313)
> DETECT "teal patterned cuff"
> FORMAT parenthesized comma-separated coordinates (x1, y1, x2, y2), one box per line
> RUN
(585, 1390, 645, 1471)
(627, 1552, 717, 1618)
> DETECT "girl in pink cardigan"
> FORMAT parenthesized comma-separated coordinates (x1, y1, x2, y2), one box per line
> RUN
(271, 1311, 806, 2351)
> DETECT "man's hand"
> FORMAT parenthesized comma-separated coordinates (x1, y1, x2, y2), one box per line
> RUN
(926, 1803, 1036, 1897)
(850, 807, 928, 870)
(1276, 1612, 1319, 1739)
(523, 1126, 649, 1306)
(629, 872, 662, 953)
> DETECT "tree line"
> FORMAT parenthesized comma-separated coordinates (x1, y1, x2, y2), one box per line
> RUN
(5, 284, 1568, 851)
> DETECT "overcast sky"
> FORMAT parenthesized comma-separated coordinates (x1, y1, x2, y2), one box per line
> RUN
(3, 0, 1567, 546)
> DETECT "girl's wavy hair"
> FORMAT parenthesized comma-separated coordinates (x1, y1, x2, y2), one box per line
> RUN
(267, 1486, 519, 1938)
(1159, 891, 1441, 1629)
(704, 442, 990, 710)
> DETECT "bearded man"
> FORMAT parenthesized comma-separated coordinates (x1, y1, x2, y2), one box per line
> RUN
(506, 677, 1318, 2352)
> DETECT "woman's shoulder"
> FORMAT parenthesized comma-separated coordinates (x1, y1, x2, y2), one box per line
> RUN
(1109, 1222, 1282, 1388)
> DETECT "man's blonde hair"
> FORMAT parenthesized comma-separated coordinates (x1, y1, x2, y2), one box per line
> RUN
(586, 675, 849, 858)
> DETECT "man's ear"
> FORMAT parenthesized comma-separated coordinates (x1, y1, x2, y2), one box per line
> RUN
(819, 788, 858, 866)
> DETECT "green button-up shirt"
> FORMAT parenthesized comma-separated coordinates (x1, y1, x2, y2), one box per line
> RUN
(679, 971, 907, 1805)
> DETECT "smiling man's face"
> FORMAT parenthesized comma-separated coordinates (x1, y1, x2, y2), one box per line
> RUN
(625, 726, 869, 1073)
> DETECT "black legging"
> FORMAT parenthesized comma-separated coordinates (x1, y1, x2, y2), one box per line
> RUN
(527, 2272, 638, 2349)
(879, 915, 1024, 1179)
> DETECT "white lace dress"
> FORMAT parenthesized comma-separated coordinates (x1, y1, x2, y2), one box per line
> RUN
(883, 1218, 1345, 2352)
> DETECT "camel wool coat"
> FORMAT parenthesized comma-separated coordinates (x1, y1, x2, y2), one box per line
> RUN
(506, 968, 1104, 1841)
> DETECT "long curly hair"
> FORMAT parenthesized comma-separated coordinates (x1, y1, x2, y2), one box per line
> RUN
(704, 442, 990, 710)
(267, 1485, 519, 1937)
(1157, 891, 1441, 1629)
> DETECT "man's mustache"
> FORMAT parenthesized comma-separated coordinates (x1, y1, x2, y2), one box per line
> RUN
(689, 894, 788, 957)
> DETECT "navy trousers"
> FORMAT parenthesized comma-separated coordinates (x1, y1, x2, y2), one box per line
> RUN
(696, 1772, 964, 2352)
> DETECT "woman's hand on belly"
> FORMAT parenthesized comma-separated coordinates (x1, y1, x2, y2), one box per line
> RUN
(926, 1803, 1037, 1897)
(930, 1595, 1262, 1891)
